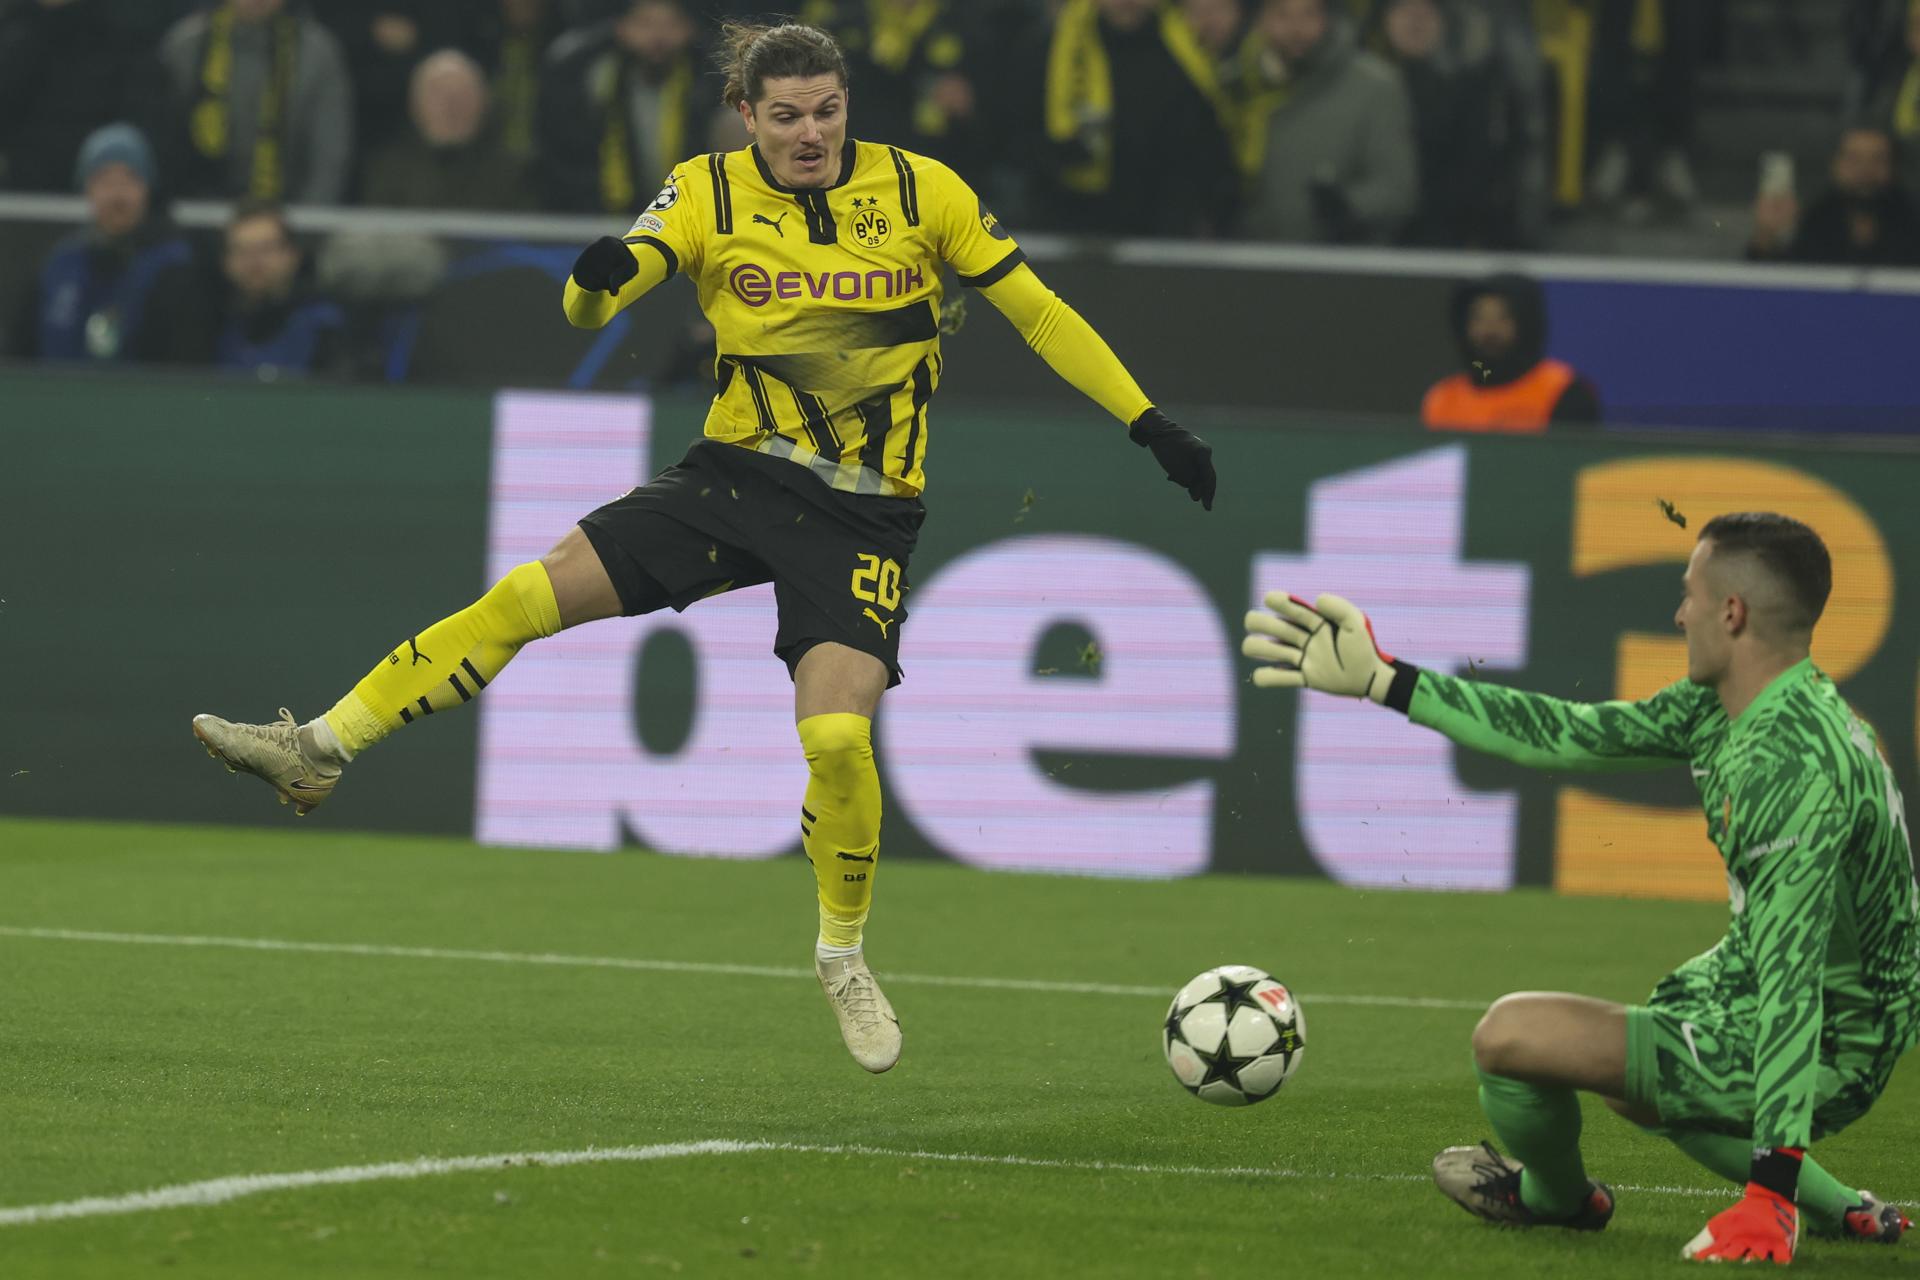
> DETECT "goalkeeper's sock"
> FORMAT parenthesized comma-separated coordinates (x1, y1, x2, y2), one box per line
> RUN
(318, 561, 561, 757)
(1476, 1066, 1592, 1219)
(798, 713, 880, 949)
(1652, 1126, 1852, 1232)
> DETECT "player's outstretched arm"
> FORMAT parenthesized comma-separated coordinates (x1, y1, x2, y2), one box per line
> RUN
(1243, 590, 1702, 771)
(562, 236, 673, 329)
(975, 263, 1216, 510)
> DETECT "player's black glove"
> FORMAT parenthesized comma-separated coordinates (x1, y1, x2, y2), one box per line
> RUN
(571, 236, 639, 295)
(1129, 408, 1216, 511)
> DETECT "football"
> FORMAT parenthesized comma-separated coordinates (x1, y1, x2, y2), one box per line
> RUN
(1163, 964, 1306, 1106)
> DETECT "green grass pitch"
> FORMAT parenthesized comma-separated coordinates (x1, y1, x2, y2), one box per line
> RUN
(1, 816, 1913, 1278)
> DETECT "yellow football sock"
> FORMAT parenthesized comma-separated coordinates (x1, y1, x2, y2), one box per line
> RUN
(798, 713, 881, 949)
(322, 561, 561, 756)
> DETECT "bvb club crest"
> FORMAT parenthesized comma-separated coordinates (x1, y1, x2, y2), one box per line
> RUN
(852, 204, 891, 248)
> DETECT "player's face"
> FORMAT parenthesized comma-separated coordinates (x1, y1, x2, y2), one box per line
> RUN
(742, 75, 848, 188)
(85, 163, 149, 239)
(1677, 539, 1732, 685)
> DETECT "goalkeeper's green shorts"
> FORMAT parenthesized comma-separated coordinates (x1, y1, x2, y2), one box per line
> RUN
(1623, 957, 1904, 1140)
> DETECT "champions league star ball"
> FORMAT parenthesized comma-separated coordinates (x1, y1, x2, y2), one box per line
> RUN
(1163, 965, 1306, 1106)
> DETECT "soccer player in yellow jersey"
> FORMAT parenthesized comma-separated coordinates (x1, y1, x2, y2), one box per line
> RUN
(191, 21, 1216, 1074)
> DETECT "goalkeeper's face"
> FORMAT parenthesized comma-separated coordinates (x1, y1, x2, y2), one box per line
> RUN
(742, 75, 848, 188)
(1677, 539, 1732, 686)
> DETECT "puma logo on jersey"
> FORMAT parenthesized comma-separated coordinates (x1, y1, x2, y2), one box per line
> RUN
(752, 211, 789, 237)
(862, 608, 893, 637)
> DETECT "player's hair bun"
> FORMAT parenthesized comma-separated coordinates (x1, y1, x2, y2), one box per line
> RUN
(717, 21, 848, 110)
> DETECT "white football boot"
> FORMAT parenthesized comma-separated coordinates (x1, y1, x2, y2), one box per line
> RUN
(817, 950, 901, 1073)
(191, 708, 342, 816)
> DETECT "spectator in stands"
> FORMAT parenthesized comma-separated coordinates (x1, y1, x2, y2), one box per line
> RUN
(1748, 124, 1920, 267)
(1371, 0, 1548, 247)
(157, 0, 356, 205)
(361, 50, 533, 210)
(1585, 0, 1709, 214)
(1422, 272, 1600, 432)
(1863, 0, 1920, 182)
(1847, 0, 1912, 116)
(1029, 0, 1239, 237)
(214, 198, 346, 377)
(473, 0, 561, 166)
(6, 124, 209, 364)
(318, 2, 481, 160)
(802, 0, 983, 173)
(1231, 0, 1416, 243)
(537, 0, 715, 214)
(1181, 0, 1247, 64)
(0, 0, 179, 193)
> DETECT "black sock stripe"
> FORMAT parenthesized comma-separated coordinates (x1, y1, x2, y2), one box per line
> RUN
(461, 658, 489, 689)
(447, 673, 472, 703)
(417, 696, 435, 716)
(801, 806, 817, 823)
(399, 707, 414, 724)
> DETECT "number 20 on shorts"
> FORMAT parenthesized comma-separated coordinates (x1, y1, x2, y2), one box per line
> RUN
(851, 554, 903, 611)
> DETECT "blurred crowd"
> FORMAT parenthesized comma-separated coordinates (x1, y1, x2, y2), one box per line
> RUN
(3, 0, 1918, 379)
(11, 0, 1920, 243)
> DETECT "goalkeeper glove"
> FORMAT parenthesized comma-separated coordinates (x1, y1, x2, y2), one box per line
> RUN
(1242, 591, 1410, 706)
(571, 236, 639, 294)
(1129, 408, 1216, 510)
(1682, 1184, 1798, 1264)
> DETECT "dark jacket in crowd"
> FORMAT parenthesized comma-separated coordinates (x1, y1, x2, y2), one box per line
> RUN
(1379, 0, 1548, 248)
(1422, 272, 1600, 433)
(157, 5, 356, 204)
(215, 289, 347, 376)
(802, 0, 985, 174)
(315, 0, 485, 157)
(9, 214, 210, 364)
(0, 0, 179, 192)
(361, 133, 535, 211)
(1026, 2, 1238, 238)
(1232, 19, 1416, 243)
(1752, 185, 1920, 268)
(537, 19, 716, 215)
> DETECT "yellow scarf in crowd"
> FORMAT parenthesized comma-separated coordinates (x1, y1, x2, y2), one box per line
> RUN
(599, 52, 693, 214)
(191, 4, 298, 199)
(1045, 0, 1222, 194)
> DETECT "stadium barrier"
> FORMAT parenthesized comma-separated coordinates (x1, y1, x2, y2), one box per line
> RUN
(4, 196, 1920, 431)
(5, 370, 1915, 900)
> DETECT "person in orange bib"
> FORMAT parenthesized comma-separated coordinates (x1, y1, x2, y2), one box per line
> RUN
(1420, 272, 1600, 434)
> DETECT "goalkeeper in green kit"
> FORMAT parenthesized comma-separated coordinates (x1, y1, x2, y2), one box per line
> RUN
(1243, 513, 1917, 1264)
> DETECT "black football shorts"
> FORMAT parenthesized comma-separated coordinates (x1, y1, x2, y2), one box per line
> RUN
(577, 440, 924, 685)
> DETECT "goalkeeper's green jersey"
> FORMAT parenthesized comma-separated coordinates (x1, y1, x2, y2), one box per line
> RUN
(1409, 659, 1920, 1148)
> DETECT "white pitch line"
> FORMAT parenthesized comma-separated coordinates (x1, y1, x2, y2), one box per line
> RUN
(0, 926, 1489, 1011)
(2, 1137, 1806, 1230)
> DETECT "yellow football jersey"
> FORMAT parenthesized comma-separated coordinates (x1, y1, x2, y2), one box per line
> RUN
(622, 138, 1024, 498)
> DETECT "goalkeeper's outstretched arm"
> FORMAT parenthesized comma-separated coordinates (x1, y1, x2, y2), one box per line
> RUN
(1243, 591, 1701, 772)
